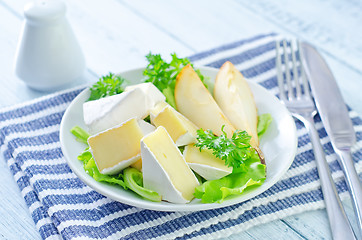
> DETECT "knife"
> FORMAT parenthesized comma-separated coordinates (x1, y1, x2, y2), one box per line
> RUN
(300, 42, 362, 240)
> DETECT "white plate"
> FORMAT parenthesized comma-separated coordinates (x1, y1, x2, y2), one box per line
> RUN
(59, 67, 297, 212)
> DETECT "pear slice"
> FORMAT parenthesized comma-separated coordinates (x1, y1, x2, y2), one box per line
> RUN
(174, 64, 236, 137)
(214, 61, 260, 150)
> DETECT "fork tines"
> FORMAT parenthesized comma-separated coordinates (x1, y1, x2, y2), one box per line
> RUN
(275, 39, 310, 101)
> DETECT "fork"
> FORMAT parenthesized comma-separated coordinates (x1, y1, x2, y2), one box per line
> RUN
(276, 40, 356, 240)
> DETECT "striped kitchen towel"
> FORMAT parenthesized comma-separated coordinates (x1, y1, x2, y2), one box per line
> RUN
(0, 33, 361, 240)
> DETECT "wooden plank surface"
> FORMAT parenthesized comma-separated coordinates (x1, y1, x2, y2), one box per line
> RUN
(0, 0, 361, 239)
(237, 0, 362, 72)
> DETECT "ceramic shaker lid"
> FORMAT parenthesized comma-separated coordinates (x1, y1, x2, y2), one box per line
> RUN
(24, 0, 66, 23)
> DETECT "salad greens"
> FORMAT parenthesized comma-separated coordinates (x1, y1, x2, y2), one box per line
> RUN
(194, 149, 265, 203)
(71, 126, 90, 145)
(88, 73, 126, 101)
(124, 168, 161, 202)
(193, 125, 267, 203)
(257, 113, 272, 137)
(143, 53, 207, 109)
(70, 126, 161, 202)
(78, 149, 126, 188)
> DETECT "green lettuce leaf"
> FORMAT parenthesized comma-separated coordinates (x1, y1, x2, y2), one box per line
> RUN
(194, 149, 266, 203)
(162, 86, 177, 110)
(78, 149, 161, 201)
(124, 168, 161, 202)
(257, 113, 272, 137)
(70, 126, 90, 145)
(78, 149, 127, 188)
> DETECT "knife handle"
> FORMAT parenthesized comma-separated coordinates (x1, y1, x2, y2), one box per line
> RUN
(303, 116, 356, 240)
(335, 149, 362, 240)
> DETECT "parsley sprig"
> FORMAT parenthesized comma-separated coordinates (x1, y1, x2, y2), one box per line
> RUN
(86, 53, 206, 106)
(195, 126, 253, 171)
(143, 53, 206, 109)
(88, 73, 126, 101)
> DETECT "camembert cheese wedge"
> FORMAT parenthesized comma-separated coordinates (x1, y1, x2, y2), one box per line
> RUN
(141, 126, 199, 203)
(125, 82, 165, 110)
(83, 88, 147, 134)
(88, 118, 144, 175)
(83, 83, 165, 134)
(149, 101, 168, 122)
(184, 144, 232, 180)
(130, 119, 156, 171)
(152, 105, 198, 146)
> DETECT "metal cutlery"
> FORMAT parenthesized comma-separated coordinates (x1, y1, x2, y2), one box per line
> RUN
(275, 39, 356, 240)
(300, 42, 362, 240)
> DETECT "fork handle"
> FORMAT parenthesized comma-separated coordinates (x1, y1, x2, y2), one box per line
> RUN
(303, 116, 356, 240)
(334, 148, 362, 240)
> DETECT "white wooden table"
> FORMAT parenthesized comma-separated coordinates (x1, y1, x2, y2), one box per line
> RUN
(0, 0, 361, 239)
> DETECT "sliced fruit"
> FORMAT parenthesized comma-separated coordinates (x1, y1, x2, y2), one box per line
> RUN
(174, 64, 236, 137)
(214, 61, 259, 147)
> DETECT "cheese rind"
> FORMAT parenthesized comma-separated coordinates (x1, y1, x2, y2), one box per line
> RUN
(141, 141, 185, 203)
(137, 119, 156, 135)
(125, 82, 165, 110)
(88, 118, 144, 175)
(141, 127, 199, 203)
(130, 119, 156, 171)
(187, 163, 231, 181)
(184, 144, 232, 180)
(101, 155, 141, 175)
(152, 106, 198, 146)
(149, 101, 169, 122)
(83, 88, 148, 134)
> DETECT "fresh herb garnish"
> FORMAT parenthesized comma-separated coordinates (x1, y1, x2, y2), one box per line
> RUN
(195, 126, 253, 172)
(143, 115, 151, 124)
(143, 53, 206, 109)
(88, 73, 126, 101)
(194, 125, 266, 203)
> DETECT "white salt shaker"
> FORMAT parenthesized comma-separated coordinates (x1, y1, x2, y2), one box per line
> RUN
(14, 0, 85, 91)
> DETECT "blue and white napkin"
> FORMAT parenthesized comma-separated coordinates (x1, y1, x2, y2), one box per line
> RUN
(0, 33, 361, 240)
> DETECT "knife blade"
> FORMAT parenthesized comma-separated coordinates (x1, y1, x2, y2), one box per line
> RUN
(300, 42, 362, 240)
